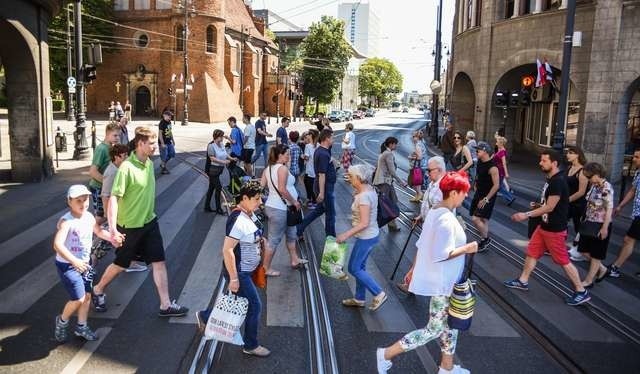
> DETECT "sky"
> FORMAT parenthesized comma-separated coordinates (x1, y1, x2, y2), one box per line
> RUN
(252, 0, 456, 94)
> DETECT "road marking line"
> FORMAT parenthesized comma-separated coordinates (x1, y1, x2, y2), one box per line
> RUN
(60, 327, 112, 374)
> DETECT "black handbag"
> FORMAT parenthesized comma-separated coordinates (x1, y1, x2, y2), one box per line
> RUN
(269, 166, 303, 226)
(376, 186, 400, 228)
(579, 220, 602, 238)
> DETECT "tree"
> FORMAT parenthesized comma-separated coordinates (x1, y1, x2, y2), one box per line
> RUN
(48, 0, 114, 93)
(358, 57, 403, 107)
(299, 16, 352, 112)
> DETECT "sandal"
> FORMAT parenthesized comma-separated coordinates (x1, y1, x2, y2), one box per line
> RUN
(369, 292, 388, 311)
(342, 298, 365, 307)
(265, 269, 281, 277)
(291, 259, 309, 269)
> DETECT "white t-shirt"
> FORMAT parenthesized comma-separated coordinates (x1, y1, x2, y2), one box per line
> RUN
(227, 211, 261, 272)
(419, 177, 444, 220)
(101, 162, 118, 198)
(409, 207, 466, 297)
(352, 188, 379, 239)
(304, 144, 317, 177)
(56, 211, 95, 264)
(342, 131, 356, 150)
(265, 164, 299, 210)
(244, 123, 256, 150)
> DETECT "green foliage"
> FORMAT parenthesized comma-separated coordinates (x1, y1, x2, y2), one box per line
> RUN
(299, 16, 352, 105)
(265, 28, 277, 42)
(48, 1, 114, 93)
(52, 99, 66, 112)
(358, 57, 403, 107)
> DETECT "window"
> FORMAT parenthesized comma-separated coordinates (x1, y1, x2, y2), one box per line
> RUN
(206, 25, 217, 53)
(114, 0, 129, 10)
(475, 0, 482, 26)
(253, 52, 260, 76)
(156, 0, 172, 10)
(505, 0, 515, 18)
(235, 45, 241, 73)
(565, 101, 581, 146)
(134, 31, 149, 48)
(176, 24, 184, 52)
(134, 0, 150, 10)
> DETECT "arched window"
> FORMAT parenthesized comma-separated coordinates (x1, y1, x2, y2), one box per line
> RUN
(176, 24, 184, 52)
(206, 25, 217, 53)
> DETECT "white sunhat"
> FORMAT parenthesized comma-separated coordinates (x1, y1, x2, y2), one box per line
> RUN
(67, 184, 91, 199)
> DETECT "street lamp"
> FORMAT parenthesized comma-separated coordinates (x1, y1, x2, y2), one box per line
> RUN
(73, 0, 89, 160)
(178, 0, 195, 126)
(430, 0, 443, 145)
(553, 0, 577, 153)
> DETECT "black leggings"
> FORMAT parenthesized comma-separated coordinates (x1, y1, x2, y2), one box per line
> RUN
(205, 167, 223, 210)
(304, 175, 316, 203)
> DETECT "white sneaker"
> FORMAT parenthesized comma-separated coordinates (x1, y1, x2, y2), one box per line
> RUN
(376, 348, 392, 373)
(125, 262, 148, 273)
(568, 246, 586, 262)
(438, 365, 470, 374)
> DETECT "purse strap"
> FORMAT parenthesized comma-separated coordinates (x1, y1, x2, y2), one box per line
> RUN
(268, 165, 288, 206)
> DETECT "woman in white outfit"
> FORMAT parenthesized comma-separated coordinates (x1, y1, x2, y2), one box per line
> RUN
(376, 171, 477, 374)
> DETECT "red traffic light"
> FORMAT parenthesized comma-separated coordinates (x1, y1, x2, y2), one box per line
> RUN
(521, 75, 535, 88)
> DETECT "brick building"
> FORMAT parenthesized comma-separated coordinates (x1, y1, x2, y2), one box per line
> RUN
(86, 0, 291, 123)
(448, 0, 640, 183)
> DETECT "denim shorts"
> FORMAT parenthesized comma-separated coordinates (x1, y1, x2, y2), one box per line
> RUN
(265, 206, 297, 250)
(160, 143, 176, 162)
(56, 261, 94, 300)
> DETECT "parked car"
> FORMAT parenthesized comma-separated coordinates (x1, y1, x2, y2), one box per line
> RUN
(342, 110, 353, 121)
(365, 108, 375, 117)
(328, 110, 344, 122)
(352, 110, 365, 119)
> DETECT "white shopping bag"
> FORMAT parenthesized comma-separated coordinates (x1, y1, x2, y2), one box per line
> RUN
(204, 291, 248, 345)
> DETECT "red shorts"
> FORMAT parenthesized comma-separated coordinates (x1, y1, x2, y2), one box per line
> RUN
(526, 227, 570, 265)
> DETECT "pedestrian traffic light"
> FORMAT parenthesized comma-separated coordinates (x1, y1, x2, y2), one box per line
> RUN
(168, 87, 173, 96)
(83, 65, 97, 83)
(520, 88, 531, 106)
(509, 91, 520, 107)
(494, 90, 507, 107)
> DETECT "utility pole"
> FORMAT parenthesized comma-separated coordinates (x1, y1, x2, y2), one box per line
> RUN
(73, 0, 89, 160)
(181, 0, 191, 126)
(276, 39, 282, 122)
(240, 25, 245, 111)
(66, 4, 75, 121)
(553, 0, 576, 153)
(430, 0, 443, 144)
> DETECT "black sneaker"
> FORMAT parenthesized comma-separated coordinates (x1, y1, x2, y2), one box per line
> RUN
(92, 293, 107, 312)
(478, 237, 491, 253)
(608, 265, 620, 278)
(159, 300, 189, 317)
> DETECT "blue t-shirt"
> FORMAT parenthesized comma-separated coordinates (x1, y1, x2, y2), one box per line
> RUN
(255, 119, 267, 145)
(314, 145, 336, 192)
(276, 127, 288, 145)
(230, 127, 244, 156)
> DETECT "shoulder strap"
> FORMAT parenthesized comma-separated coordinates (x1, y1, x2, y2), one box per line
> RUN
(268, 166, 288, 205)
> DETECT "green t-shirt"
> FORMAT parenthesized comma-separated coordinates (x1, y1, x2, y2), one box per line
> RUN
(89, 142, 111, 188)
(111, 153, 157, 228)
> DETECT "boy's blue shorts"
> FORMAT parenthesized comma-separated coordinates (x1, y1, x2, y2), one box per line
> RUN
(56, 261, 93, 301)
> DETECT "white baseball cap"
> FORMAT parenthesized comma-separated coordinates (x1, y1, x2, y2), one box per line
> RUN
(67, 184, 91, 199)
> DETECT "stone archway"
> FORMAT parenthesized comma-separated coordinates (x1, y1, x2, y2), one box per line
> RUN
(449, 72, 476, 134)
(0, 15, 55, 181)
(611, 77, 640, 183)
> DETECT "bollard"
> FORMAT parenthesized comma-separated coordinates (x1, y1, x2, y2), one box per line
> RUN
(91, 121, 96, 150)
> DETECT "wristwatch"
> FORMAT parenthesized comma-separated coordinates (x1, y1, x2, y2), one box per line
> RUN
(525, 211, 532, 218)
(483, 197, 489, 203)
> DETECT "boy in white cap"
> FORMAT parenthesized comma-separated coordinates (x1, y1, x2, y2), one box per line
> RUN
(53, 184, 122, 343)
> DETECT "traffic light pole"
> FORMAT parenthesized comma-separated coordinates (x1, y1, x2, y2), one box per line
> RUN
(553, 0, 576, 153)
(73, 0, 89, 160)
(66, 4, 75, 122)
(430, 0, 443, 145)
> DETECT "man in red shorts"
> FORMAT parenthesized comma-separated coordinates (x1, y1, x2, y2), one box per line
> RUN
(504, 150, 590, 306)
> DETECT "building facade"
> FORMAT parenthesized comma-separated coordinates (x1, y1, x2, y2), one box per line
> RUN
(87, 0, 281, 123)
(448, 0, 640, 183)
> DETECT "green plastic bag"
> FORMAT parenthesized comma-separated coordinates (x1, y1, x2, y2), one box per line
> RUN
(320, 236, 349, 279)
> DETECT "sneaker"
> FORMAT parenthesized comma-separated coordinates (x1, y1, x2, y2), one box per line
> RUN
(438, 365, 470, 374)
(92, 293, 107, 312)
(242, 345, 271, 357)
(376, 348, 392, 373)
(369, 292, 388, 311)
(54, 315, 69, 343)
(503, 279, 529, 291)
(478, 237, 491, 253)
(568, 246, 586, 262)
(342, 298, 365, 307)
(608, 265, 620, 278)
(566, 290, 591, 306)
(74, 324, 98, 341)
(159, 300, 189, 317)
(161, 167, 170, 175)
(125, 262, 148, 273)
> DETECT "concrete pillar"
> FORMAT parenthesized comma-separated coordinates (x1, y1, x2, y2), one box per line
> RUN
(462, 0, 469, 31)
(457, 0, 464, 34)
(533, 0, 543, 14)
(471, 0, 478, 26)
(512, 0, 521, 18)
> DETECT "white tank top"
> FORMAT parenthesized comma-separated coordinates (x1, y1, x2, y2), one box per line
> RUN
(55, 211, 94, 263)
(265, 164, 299, 210)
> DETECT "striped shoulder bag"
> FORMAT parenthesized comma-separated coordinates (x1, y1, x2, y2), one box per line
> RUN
(448, 253, 476, 331)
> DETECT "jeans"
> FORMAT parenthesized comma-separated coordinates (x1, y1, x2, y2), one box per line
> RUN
(200, 271, 261, 350)
(251, 143, 268, 168)
(347, 235, 381, 300)
(304, 175, 316, 203)
(160, 143, 175, 163)
(498, 177, 514, 202)
(297, 184, 336, 237)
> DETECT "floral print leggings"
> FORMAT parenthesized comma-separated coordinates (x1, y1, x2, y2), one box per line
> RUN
(399, 295, 459, 355)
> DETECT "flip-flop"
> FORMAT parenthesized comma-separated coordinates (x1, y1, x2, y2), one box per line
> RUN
(291, 259, 309, 269)
(265, 270, 281, 277)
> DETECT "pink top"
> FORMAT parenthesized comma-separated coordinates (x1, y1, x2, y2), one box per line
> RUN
(494, 149, 507, 178)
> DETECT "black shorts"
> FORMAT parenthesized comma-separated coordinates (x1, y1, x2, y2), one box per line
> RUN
(470, 194, 496, 219)
(627, 217, 640, 240)
(241, 148, 254, 164)
(114, 218, 165, 268)
(578, 224, 612, 260)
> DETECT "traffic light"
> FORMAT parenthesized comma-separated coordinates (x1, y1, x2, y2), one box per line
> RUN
(168, 87, 173, 96)
(83, 65, 97, 83)
(494, 90, 507, 107)
(509, 91, 520, 107)
(520, 88, 531, 106)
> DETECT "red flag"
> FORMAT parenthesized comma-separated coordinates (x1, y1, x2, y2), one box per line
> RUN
(535, 59, 546, 88)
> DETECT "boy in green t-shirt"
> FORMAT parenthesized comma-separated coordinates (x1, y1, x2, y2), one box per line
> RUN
(88, 123, 120, 224)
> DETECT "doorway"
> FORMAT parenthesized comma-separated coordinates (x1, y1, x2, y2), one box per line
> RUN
(135, 86, 151, 116)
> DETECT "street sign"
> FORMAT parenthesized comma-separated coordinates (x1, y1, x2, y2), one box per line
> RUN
(185, 84, 193, 91)
(176, 88, 185, 93)
(68, 86, 76, 94)
(67, 76, 76, 88)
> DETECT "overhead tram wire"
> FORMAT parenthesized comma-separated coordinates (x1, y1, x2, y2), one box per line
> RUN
(268, 0, 342, 27)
